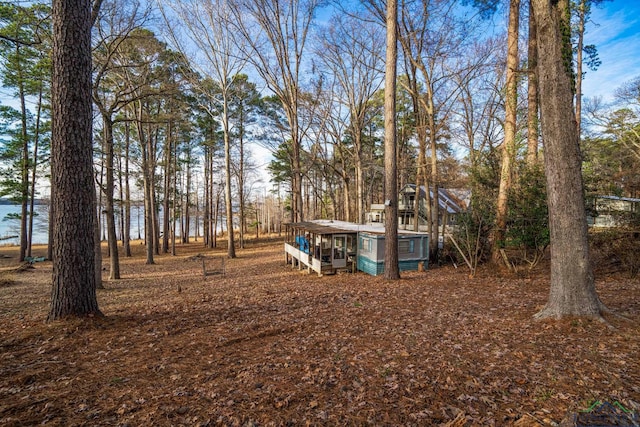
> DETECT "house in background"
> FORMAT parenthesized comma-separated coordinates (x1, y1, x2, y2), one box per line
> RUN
(588, 195, 640, 228)
(284, 220, 429, 276)
(366, 184, 469, 233)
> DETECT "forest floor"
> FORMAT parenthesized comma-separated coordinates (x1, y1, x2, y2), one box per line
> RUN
(0, 237, 638, 426)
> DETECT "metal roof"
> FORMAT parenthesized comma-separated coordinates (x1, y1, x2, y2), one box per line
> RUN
(285, 220, 427, 236)
(595, 195, 640, 203)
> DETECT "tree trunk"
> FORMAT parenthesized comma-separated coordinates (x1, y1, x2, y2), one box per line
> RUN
(151, 128, 161, 257)
(117, 144, 125, 248)
(214, 188, 220, 248)
(47, 193, 54, 261)
(384, 0, 399, 280)
(292, 123, 304, 223)
(27, 90, 44, 258)
(574, 0, 586, 140)
(94, 206, 103, 289)
(428, 112, 440, 263)
(354, 131, 364, 224)
(238, 108, 245, 249)
(17, 51, 29, 263)
(137, 109, 155, 265)
(48, 0, 101, 320)
(531, 0, 602, 319)
(492, 0, 520, 265)
(171, 140, 178, 256)
(204, 146, 212, 248)
(223, 94, 236, 259)
(123, 121, 132, 257)
(102, 115, 120, 280)
(184, 150, 191, 244)
(162, 121, 172, 254)
(341, 171, 350, 222)
(407, 65, 427, 233)
(527, 1, 539, 166)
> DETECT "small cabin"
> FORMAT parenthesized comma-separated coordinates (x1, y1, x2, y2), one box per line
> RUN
(357, 231, 429, 276)
(588, 195, 640, 228)
(284, 220, 429, 276)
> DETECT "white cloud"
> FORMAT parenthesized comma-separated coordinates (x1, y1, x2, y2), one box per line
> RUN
(582, 1, 640, 101)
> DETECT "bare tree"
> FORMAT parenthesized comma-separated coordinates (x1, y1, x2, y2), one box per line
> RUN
(309, 80, 350, 220)
(573, 0, 607, 140)
(451, 36, 504, 170)
(92, 0, 155, 279)
(159, 0, 249, 258)
(231, 0, 323, 223)
(394, 0, 483, 261)
(316, 14, 384, 224)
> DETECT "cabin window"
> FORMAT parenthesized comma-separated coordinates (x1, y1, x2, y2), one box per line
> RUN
(359, 237, 371, 253)
(399, 239, 414, 255)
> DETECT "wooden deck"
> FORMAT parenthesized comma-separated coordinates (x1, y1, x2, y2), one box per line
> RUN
(284, 242, 335, 276)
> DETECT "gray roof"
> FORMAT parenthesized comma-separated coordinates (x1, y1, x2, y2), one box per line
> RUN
(285, 220, 427, 236)
(595, 195, 640, 203)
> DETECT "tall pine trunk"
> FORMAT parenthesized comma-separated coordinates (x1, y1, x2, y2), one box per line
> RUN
(527, 0, 539, 165)
(384, 0, 399, 280)
(123, 121, 132, 257)
(48, 0, 101, 320)
(17, 48, 29, 263)
(27, 89, 44, 258)
(531, 0, 602, 319)
(102, 115, 120, 279)
(492, 0, 520, 265)
(223, 93, 236, 258)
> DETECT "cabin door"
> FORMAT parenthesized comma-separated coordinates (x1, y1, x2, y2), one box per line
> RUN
(332, 235, 347, 268)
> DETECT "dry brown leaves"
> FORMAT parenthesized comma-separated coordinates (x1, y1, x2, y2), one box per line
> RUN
(0, 239, 638, 426)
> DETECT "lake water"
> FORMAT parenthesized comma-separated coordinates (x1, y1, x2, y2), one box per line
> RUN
(0, 204, 209, 246)
(0, 204, 49, 246)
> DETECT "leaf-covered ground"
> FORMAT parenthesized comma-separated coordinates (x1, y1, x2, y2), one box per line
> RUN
(0, 239, 638, 426)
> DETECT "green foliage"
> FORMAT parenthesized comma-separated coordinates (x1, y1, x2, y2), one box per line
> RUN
(0, 104, 49, 202)
(447, 148, 499, 272)
(228, 73, 265, 164)
(506, 163, 549, 255)
(0, 2, 52, 91)
(267, 141, 294, 187)
(582, 44, 601, 71)
(448, 208, 492, 275)
(0, 2, 51, 206)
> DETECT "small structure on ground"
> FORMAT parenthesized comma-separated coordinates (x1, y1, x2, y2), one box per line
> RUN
(588, 195, 640, 228)
(284, 220, 429, 276)
(202, 256, 225, 277)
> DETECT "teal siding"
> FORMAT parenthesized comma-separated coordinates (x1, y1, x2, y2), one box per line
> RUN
(357, 256, 385, 276)
(357, 256, 428, 276)
(357, 232, 429, 276)
(399, 259, 428, 271)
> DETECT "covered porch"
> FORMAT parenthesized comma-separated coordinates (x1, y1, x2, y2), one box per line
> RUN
(284, 221, 358, 276)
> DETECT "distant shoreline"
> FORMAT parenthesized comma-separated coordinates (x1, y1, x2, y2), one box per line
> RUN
(0, 199, 49, 206)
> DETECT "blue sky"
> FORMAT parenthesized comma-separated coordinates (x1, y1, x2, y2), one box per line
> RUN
(581, 0, 640, 102)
